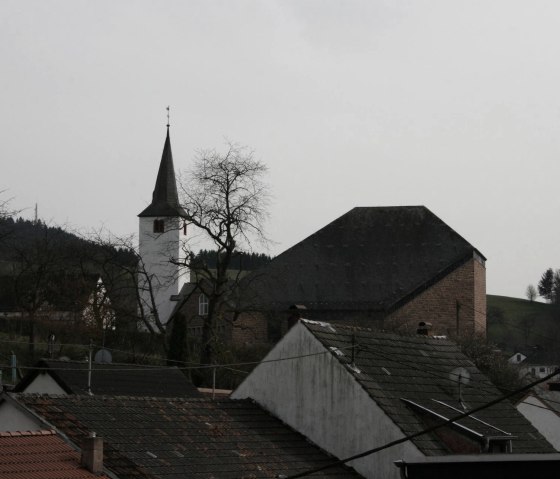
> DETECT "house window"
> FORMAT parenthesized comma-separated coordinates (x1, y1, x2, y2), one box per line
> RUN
(199, 294, 209, 316)
(540, 367, 546, 373)
(516, 354, 521, 362)
(153, 219, 165, 233)
(183, 221, 187, 236)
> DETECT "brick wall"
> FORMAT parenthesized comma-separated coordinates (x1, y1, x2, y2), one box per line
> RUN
(231, 311, 268, 345)
(384, 256, 486, 338)
(177, 290, 268, 346)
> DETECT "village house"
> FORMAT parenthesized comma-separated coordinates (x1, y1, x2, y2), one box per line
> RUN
(232, 319, 554, 479)
(13, 359, 200, 397)
(515, 381, 560, 452)
(12, 394, 362, 478)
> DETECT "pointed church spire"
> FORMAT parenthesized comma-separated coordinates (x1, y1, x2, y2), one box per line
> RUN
(138, 127, 187, 218)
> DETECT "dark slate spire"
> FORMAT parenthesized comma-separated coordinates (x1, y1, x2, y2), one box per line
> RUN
(138, 128, 187, 218)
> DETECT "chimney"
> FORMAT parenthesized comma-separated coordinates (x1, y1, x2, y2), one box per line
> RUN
(81, 432, 103, 474)
(288, 304, 307, 329)
(416, 321, 432, 336)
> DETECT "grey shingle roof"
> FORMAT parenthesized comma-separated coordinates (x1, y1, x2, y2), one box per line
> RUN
(245, 206, 483, 312)
(16, 395, 362, 479)
(302, 320, 554, 455)
(15, 360, 201, 398)
(138, 129, 187, 218)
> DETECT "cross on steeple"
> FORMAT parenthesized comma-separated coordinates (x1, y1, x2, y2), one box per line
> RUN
(166, 106, 170, 129)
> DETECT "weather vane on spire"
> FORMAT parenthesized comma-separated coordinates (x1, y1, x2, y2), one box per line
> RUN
(166, 105, 170, 128)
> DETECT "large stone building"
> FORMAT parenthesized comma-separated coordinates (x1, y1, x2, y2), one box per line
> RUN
(139, 130, 486, 341)
(238, 206, 486, 341)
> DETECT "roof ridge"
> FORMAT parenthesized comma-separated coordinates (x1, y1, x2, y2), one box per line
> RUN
(42, 358, 176, 368)
(300, 318, 452, 340)
(0, 429, 55, 437)
(17, 393, 243, 402)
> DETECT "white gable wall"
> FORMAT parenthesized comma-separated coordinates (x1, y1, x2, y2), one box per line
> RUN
(139, 216, 187, 325)
(517, 394, 560, 451)
(21, 373, 67, 395)
(0, 396, 43, 432)
(232, 322, 423, 479)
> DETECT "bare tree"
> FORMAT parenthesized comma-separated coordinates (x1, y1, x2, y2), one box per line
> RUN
(177, 142, 270, 366)
(526, 284, 537, 302)
(82, 230, 172, 353)
(0, 190, 16, 220)
(7, 222, 87, 355)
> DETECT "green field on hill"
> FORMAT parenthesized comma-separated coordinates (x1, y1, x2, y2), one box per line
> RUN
(487, 295, 560, 358)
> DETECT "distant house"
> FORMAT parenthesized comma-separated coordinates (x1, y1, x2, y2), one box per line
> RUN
(14, 359, 201, 397)
(508, 347, 559, 380)
(233, 319, 553, 479)
(15, 394, 362, 479)
(0, 429, 110, 478)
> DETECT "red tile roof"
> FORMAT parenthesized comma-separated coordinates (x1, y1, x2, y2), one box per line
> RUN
(0, 430, 109, 479)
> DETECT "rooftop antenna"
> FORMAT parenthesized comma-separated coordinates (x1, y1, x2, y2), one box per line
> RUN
(449, 367, 471, 410)
(34, 203, 38, 224)
(351, 329, 356, 366)
(166, 105, 170, 129)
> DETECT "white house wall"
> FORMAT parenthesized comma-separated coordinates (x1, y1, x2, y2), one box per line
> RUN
(21, 374, 67, 395)
(232, 323, 423, 479)
(517, 395, 560, 451)
(0, 397, 43, 432)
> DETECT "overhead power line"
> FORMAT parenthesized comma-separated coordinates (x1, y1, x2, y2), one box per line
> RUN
(282, 369, 560, 479)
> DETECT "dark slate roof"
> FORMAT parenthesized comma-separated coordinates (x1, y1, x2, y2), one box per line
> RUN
(244, 206, 483, 312)
(15, 359, 201, 398)
(138, 129, 187, 218)
(301, 320, 554, 455)
(514, 346, 560, 365)
(0, 430, 111, 479)
(16, 395, 362, 479)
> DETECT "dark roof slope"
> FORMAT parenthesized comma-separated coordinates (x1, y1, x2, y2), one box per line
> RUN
(16, 395, 361, 479)
(245, 206, 483, 312)
(138, 129, 187, 218)
(15, 359, 201, 398)
(301, 320, 553, 455)
(0, 430, 110, 479)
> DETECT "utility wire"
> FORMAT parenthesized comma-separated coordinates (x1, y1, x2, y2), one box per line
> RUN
(356, 342, 560, 412)
(283, 369, 560, 479)
(0, 344, 358, 374)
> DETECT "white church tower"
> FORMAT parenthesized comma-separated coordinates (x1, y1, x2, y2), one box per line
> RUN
(138, 126, 187, 326)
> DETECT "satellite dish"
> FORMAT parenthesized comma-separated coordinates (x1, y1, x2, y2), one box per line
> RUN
(94, 349, 112, 364)
(449, 367, 471, 385)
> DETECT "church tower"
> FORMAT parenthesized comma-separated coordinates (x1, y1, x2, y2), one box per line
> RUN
(138, 126, 187, 326)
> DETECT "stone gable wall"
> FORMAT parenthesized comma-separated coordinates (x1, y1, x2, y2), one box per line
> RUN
(385, 256, 486, 337)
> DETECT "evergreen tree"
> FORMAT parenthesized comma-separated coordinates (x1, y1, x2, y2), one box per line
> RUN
(538, 268, 555, 302)
(553, 270, 560, 304)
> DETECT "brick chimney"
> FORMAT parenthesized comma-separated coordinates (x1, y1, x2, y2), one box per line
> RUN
(416, 321, 432, 336)
(288, 304, 307, 329)
(81, 432, 103, 474)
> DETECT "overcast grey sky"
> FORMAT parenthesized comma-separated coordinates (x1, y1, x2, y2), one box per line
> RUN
(2, 0, 559, 299)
